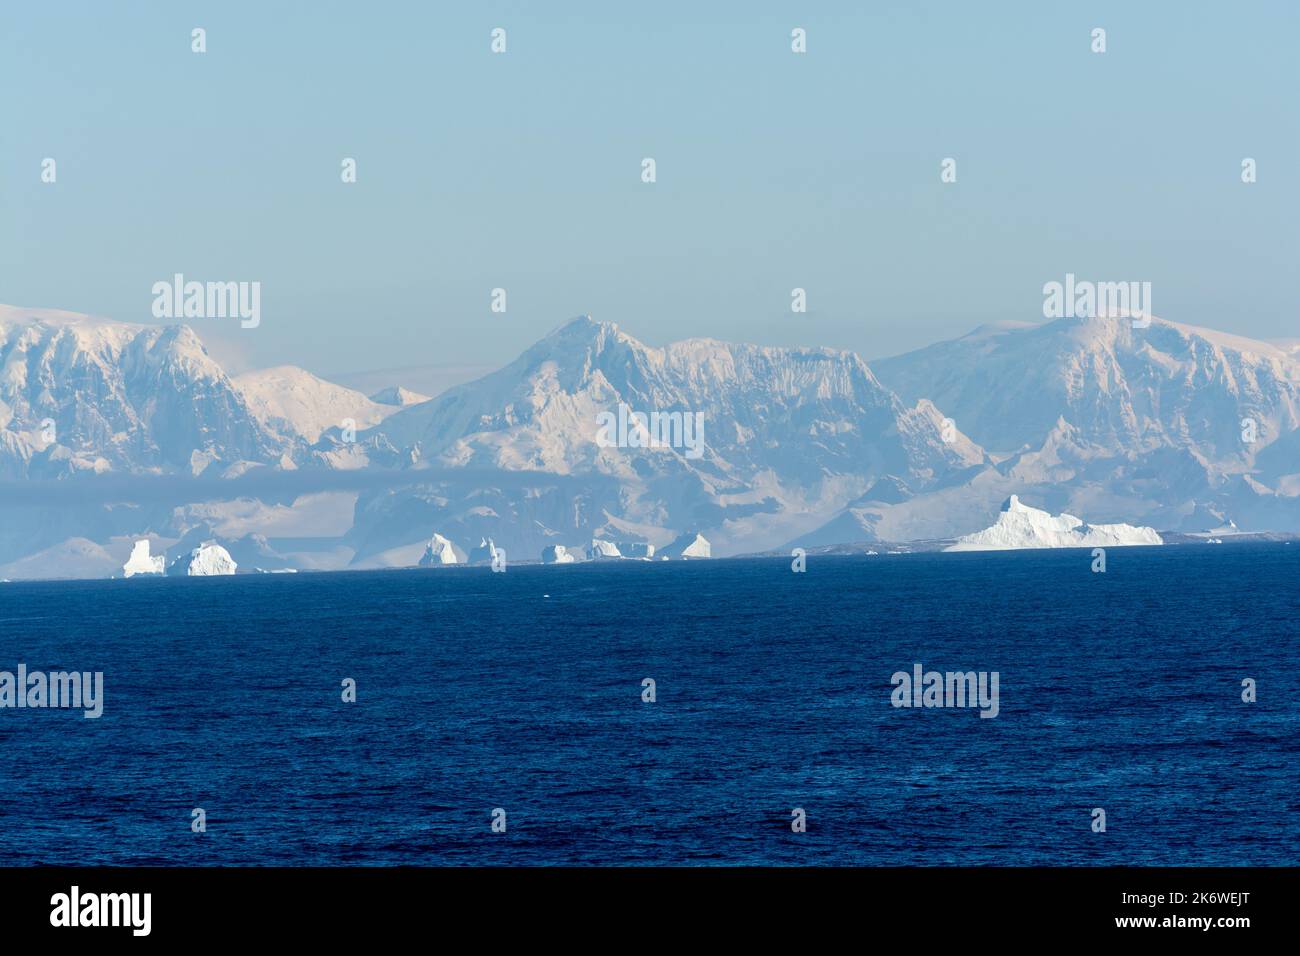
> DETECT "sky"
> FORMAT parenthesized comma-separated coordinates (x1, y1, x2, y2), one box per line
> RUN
(2, 1, 1297, 390)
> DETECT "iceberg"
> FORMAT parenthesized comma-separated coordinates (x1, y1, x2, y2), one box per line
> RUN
(541, 544, 576, 564)
(122, 540, 165, 577)
(166, 542, 239, 576)
(660, 532, 711, 559)
(587, 539, 622, 559)
(418, 533, 458, 566)
(619, 542, 655, 559)
(945, 496, 1163, 552)
(468, 537, 501, 564)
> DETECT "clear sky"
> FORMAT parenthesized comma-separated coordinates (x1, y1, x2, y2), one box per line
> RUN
(2, 1, 1297, 387)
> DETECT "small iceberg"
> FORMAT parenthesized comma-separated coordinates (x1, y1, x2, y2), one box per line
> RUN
(468, 537, 502, 565)
(419, 532, 459, 566)
(166, 542, 238, 576)
(945, 495, 1163, 552)
(619, 541, 655, 559)
(542, 544, 576, 564)
(122, 540, 165, 577)
(660, 532, 711, 559)
(587, 539, 622, 560)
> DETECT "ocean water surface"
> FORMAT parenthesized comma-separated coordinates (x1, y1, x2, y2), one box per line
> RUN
(0, 545, 1296, 865)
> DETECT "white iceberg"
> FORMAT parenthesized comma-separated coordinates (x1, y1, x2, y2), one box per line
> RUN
(468, 537, 502, 564)
(418, 533, 459, 566)
(166, 542, 238, 576)
(619, 541, 655, 559)
(945, 496, 1163, 552)
(660, 532, 711, 559)
(122, 540, 165, 577)
(541, 544, 576, 564)
(587, 539, 622, 559)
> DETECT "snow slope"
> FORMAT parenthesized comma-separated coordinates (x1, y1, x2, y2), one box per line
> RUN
(235, 365, 397, 443)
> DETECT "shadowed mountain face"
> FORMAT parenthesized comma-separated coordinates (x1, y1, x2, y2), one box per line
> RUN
(2, 306, 1299, 577)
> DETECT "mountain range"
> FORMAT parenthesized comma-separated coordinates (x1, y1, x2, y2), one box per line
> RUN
(1, 302, 1297, 578)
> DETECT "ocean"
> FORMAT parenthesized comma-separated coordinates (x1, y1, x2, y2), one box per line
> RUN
(0, 544, 1296, 866)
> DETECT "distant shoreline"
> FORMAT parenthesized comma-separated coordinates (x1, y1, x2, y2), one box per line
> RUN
(2, 533, 1297, 585)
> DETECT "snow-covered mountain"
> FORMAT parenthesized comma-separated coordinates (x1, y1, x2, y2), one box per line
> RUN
(375, 315, 983, 477)
(369, 385, 430, 407)
(0, 305, 286, 478)
(235, 365, 398, 443)
(873, 314, 1300, 464)
(813, 313, 1300, 544)
(2, 303, 1299, 578)
(344, 315, 986, 558)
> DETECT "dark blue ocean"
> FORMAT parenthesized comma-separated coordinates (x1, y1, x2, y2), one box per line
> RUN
(1, 545, 1296, 866)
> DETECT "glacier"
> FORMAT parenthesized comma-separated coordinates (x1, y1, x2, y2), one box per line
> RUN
(945, 496, 1163, 552)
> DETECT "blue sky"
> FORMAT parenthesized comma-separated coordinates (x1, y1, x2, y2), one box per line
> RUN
(2, 1, 1296, 385)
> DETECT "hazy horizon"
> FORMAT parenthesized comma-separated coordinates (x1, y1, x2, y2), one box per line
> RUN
(3, 0, 1296, 381)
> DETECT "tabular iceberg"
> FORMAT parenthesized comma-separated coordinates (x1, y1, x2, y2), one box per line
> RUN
(619, 542, 655, 559)
(945, 496, 1162, 552)
(122, 540, 165, 577)
(418, 533, 458, 566)
(587, 539, 622, 559)
(166, 542, 239, 576)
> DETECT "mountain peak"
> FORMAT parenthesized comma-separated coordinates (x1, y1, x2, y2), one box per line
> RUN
(549, 313, 617, 337)
(369, 385, 431, 407)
